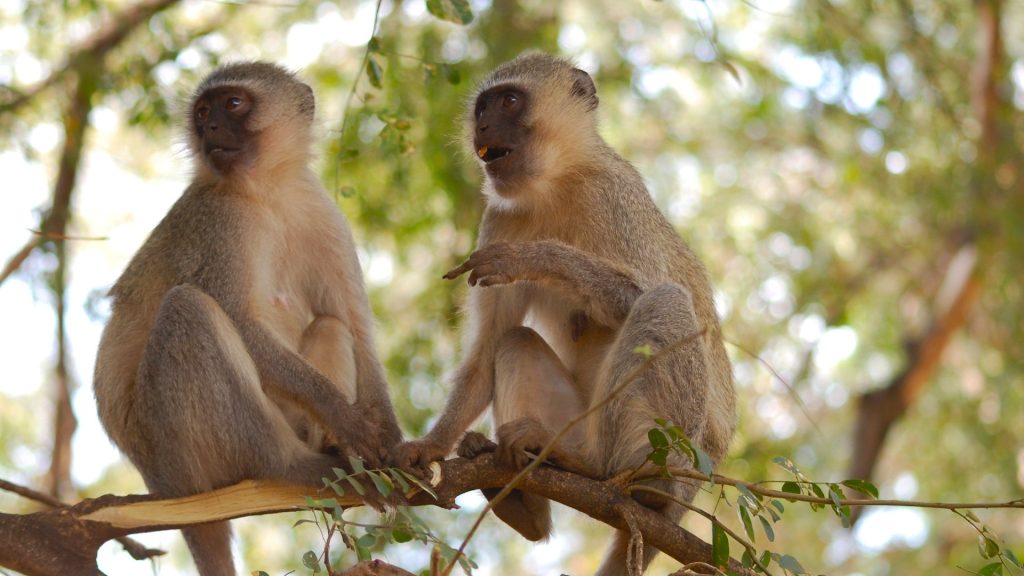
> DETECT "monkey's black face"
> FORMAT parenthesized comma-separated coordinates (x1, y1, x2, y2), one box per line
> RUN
(473, 86, 531, 186)
(193, 87, 255, 174)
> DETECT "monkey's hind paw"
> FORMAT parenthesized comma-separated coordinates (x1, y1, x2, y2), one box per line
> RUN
(457, 431, 497, 459)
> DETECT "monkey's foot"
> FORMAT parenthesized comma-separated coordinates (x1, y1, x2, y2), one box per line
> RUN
(457, 431, 497, 459)
(495, 417, 553, 470)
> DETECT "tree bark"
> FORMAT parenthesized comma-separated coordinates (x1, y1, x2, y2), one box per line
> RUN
(0, 456, 751, 576)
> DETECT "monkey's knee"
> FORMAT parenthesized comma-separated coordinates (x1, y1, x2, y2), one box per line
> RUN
(616, 282, 702, 357)
(494, 326, 546, 364)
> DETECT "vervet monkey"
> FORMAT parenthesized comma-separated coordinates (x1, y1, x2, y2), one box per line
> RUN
(94, 62, 402, 576)
(391, 53, 735, 575)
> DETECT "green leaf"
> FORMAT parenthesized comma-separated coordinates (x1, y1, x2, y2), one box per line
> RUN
(966, 510, 981, 522)
(367, 470, 393, 497)
(770, 499, 785, 514)
(739, 504, 755, 542)
(741, 548, 754, 568)
(440, 63, 461, 84)
(633, 343, 654, 358)
(781, 481, 801, 497)
(388, 468, 411, 493)
(357, 533, 377, 548)
(712, 522, 730, 567)
(293, 519, 317, 528)
(252, 572, 271, 576)
(758, 515, 775, 542)
(810, 483, 825, 499)
(1005, 548, 1021, 567)
(759, 550, 772, 569)
(313, 497, 339, 509)
(392, 529, 413, 543)
(339, 185, 357, 198)
(648, 428, 669, 449)
(694, 444, 714, 477)
(736, 483, 760, 508)
(777, 553, 806, 574)
(356, 543, 371, 562)
(648, 447, 668, 466)
(397, 468, 438, 500)
(828, 484, 844, 511)
(425, 0, 474, 24)
(841, 479, 879, 499)
(979, 535, 1001, 559)
(301, 550, 321, 573)
(366, 56, 383, 89)
(348, 456, 367, 475)
(772, 456, 798, 475)
(345, 474, 366, 496)
(367, 36, 381, 52)
(977, 562, 1002, 576)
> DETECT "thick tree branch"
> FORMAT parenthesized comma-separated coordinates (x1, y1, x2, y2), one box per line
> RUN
(0, 456, 741, 576)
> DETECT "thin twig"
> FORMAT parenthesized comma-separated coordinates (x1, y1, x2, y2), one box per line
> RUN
(638, 466, 1024, 511)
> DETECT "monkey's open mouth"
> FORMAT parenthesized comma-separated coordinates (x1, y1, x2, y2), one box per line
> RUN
(478, 146, 512, 163)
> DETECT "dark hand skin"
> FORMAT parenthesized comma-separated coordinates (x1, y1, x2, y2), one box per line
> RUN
(443, 242, 540, 287)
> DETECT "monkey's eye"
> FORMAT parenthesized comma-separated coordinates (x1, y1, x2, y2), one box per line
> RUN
(226, 96, 244, 111)
(502, 93, 519, 108)
(195, 105, 210, 123)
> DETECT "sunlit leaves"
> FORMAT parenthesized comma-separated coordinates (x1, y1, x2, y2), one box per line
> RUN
(425, 0, 473, 25)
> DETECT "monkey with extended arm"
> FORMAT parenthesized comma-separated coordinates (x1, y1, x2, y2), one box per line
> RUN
(93, 62, 402, 576)
(391, 53, 736, 575)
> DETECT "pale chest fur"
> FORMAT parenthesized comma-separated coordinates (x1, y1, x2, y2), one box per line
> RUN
(251, 192, 350, 349)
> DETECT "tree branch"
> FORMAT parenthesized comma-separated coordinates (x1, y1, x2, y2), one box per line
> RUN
(0, 456, 740, 576)
(0, 0, 181, 114)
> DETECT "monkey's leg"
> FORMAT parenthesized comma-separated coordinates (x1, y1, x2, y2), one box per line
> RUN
(133, 285, 340, 576)
(590, 283, 709, 576)
(485, 326, 586, 541)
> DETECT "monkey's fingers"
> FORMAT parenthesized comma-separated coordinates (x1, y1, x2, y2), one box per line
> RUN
(443, 261, 473, 280)
(457, 431, 497, 459)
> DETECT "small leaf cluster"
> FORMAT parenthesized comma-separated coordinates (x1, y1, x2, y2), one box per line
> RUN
(959, 510, 1023, 576)
(773, 457, 878, 529)
(292, 456, 476, 575)
(645, 418, 713, 476)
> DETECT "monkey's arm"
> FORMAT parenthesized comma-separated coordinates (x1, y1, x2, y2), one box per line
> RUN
(444, 240, 642, 329)
(236, 317, 388, 467)
(391, 287, 528, 471)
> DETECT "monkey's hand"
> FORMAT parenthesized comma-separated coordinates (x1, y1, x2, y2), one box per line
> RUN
(443, 242, 534, 288)
(389, 438, 450, 479)
(457, 431, 497, 459)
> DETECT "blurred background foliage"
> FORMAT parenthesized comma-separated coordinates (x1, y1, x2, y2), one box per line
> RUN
(0, 0, 1022, 574)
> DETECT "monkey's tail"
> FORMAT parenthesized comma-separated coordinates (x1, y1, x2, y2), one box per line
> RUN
(183, 521, 235, 576)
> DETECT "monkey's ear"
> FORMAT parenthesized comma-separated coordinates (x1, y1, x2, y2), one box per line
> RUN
(571, 68, 599, 111)
(301, 84, 315, 118)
